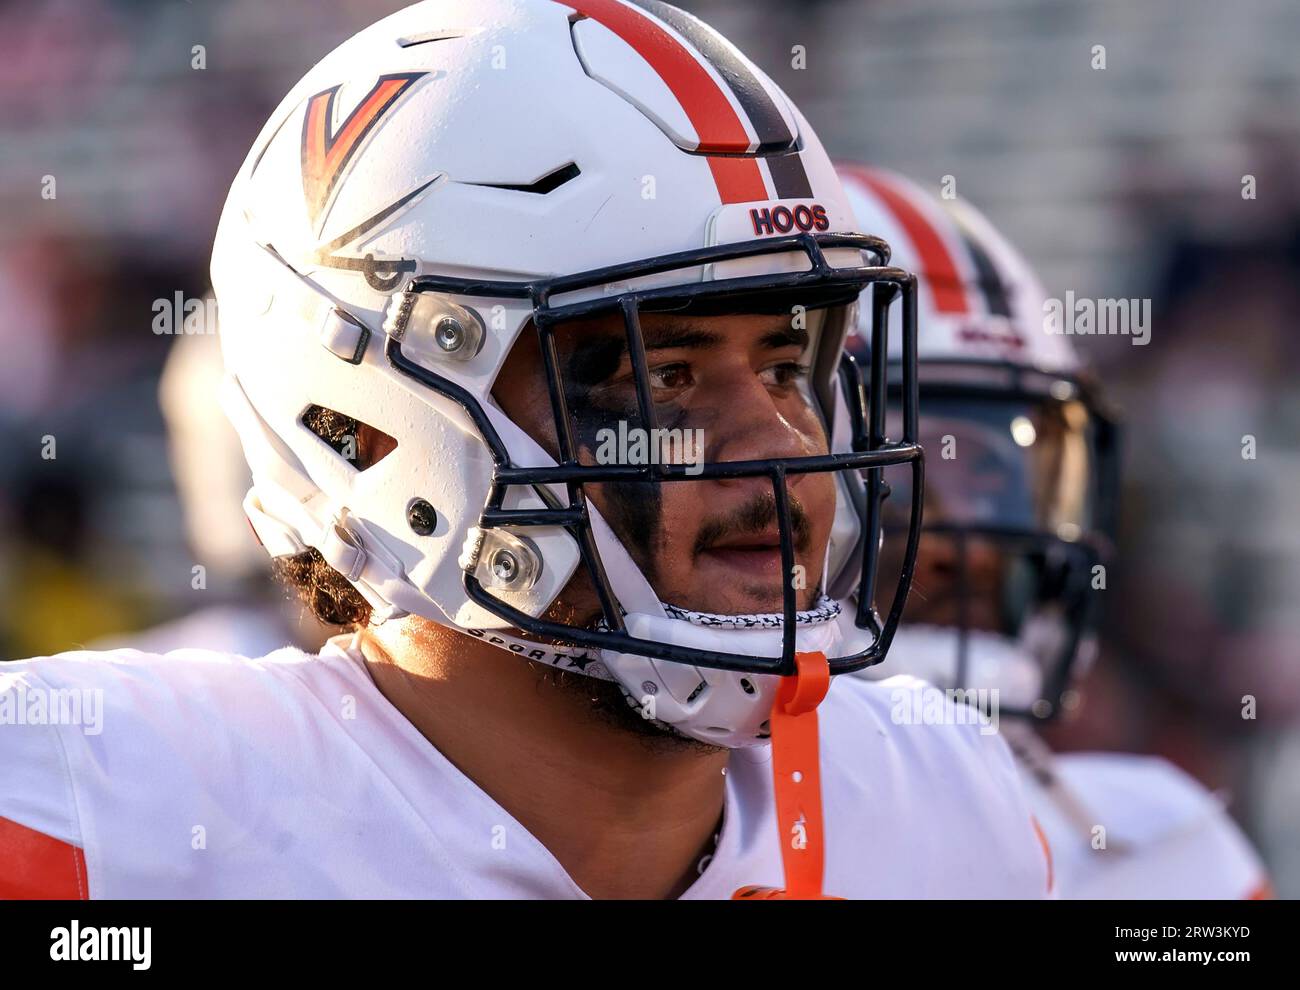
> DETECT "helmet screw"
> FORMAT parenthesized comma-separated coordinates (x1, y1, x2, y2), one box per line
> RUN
(641, 680, 658, 696)
(489, 548, 519, 584)
(406, 499, 437, 536)
(434, 316, 465, 352)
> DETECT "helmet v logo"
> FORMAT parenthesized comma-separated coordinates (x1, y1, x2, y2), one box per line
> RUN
(301, 72, 425, 231)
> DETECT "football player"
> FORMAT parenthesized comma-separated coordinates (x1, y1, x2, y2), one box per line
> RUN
(837, 163, 1271, 899)
(0, 1, 1048, 899)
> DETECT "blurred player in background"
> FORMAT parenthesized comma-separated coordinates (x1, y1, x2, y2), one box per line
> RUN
(838, 163, 1271, 899)
(89, 327, 327, 658)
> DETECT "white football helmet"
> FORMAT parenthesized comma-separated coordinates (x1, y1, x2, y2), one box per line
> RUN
(837, 164, 1120, 719)
(210, 1, 925, 748)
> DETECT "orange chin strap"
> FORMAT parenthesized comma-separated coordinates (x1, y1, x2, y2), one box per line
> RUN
(733, 651, 842, 900)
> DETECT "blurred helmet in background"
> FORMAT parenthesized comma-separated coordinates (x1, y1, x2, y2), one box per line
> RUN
(838, 164, 1121, 719)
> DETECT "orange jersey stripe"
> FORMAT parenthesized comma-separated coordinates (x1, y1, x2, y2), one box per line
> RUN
(1031, 815, 1054, 894)
(0, 816, 89, 900)
(1245, 878, 1275, 900)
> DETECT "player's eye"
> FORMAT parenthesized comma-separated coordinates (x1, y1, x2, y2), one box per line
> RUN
(648, 362, 693, 391)
(759, 361, 810, 389)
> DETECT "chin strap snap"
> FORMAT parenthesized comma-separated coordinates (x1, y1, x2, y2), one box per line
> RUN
(733, 651, 841, 900)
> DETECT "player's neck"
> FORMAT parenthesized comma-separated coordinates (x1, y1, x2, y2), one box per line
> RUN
(355, 618, 728, 899)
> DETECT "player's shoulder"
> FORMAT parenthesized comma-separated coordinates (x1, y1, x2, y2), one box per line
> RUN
(1, 642, 335, 768)
(1052, 751, 1222, 832)
(8, 639, 315, 683)
(3, 639, 354, 722)
(1050, 751, 1270, 898)
(1, 637, 415, 898)
(822, 673, 1050, 897)
(1, 639, 374, 778)
(1, 644, 357, 810)
(828, 672, 1015, 777)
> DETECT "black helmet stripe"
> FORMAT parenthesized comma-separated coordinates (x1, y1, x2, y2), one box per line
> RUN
(765, 151, 814, 200)
(950, 213, 1013, 317)
(628, 0, 796, 153)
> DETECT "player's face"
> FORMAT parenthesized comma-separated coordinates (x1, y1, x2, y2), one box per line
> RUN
(883, 397, 1088, 634)
(494, 310, 836, 618)
(905, 415, 1016, 630)
(908, 533, 1007, 631)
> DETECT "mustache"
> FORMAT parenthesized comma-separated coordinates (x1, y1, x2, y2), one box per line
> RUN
(692, 491, 812, 558)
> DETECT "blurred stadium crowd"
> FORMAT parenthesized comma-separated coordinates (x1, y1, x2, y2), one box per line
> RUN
(1, 0, 1297, 893)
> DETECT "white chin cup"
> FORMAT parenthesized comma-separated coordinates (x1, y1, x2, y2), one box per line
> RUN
(857, 623, 1044, 711)
(595, 601, 865, 750)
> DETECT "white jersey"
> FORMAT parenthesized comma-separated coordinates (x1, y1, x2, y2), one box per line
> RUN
(0, 639, 1049, 899)
(1019, 747, 1270, 899)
